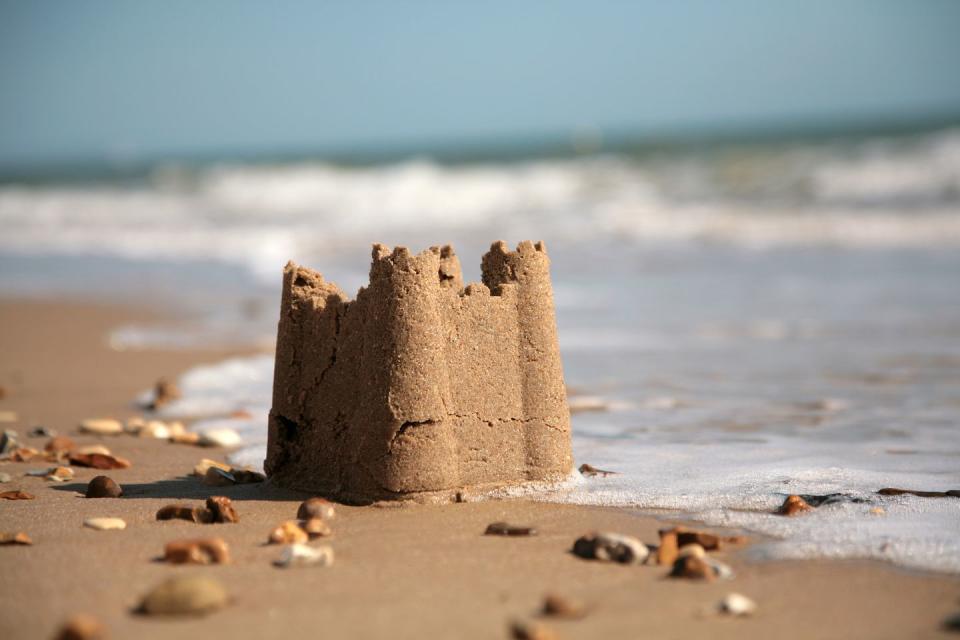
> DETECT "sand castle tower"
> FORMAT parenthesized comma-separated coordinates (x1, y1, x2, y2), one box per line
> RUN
(266, 240, 572, 502)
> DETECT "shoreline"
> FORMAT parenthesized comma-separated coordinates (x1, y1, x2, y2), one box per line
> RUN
(1, 297, 958, 639)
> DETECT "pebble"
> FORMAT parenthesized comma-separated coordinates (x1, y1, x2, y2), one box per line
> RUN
(302, 517, 332, 538)
(86, 475, 123, 498)
(9, 446, 39, 461)
(78, 419, 124, 436)
(578, 463, 618, 477)
(69, 453, 131, 470)
(718, 592, 757, 616)
(163, 537, 231, 565)
(269, 521, 309, 545)
(83, 517, 126, 531)
(0, 490, 35, 500)
(542, 593, 587, 619)
(144, 377, 181, 411)
(669, 555, 714, 581)
(206, 496, 239, 523)
(139, 576, 229, 616)
(510, 620, 559, 640)
(0, 531, 33, 545)
(203, 467, 237, 486)
(572, 532, 649, 564)
(47, 466, 75, 482)
(198, 428, 242, 448)
(53, 614, 108, 640)
(0, 429, 18, 454)
(44, 436, 77, 454)
(0, 472, 10, 483)
(170, 432, 201, 445)
(273, 543, 335, 568)
(657, 529, 679, 565)
(485, 521, 538, 536)
(74, 444, 112, 456)
(297, 497, 336, 520)
(777, 495, 813, 516)
(193, 458, 232, 477)
(677, 543, 706, 559)
(157, 504, 210, 523)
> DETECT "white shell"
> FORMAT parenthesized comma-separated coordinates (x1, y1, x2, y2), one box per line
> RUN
(718, 592, 757, 616)
(199, 428, 242, 448)
(274, 543, 335, 568)
(79, 419, 123, 435)
(83, 517, 127, 531)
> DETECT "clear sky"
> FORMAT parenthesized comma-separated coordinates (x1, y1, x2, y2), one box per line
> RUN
(2, 1, 960, 168)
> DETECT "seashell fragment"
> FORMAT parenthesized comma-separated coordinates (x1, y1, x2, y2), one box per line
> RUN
(86, 475, 123, 498)
(297, 497, 336, 520)
(198, 428, 241, 448)
(542, 592, 587, 619)
(202, 467, 236, 486)
(44, 436, 76, 454)
(485, 521, 538, 536)
(156, 504, 210, 523)
(273, 543, 334, 568)
(138, 575, 229, 616)
(717, 592, 757, 616)
(53, 613, 107, 640)
(206, 496, 239, 523)
(74, 444, 112, 456)
(510, 619, 559, 640)
(777, 495, 813, 516)
(163, 537, 231, 565)
(193, 458, 232, 477)
(79, 419, 123, 436)
(0, 489, 35, 500)
(669, 555, 714, 581)
(268, 521, 308, 545)
(47, 466, 74, 482)
(578, 463, 618, 477)
(170, 432, 201, 445)
(0, 531, 32, 545)
(301, 518, 332, 538)
(143, 377, 181, 411)
(572, 531, 648, 564)
(0, 429, 18, 454)
(83, 517, 126, 531)
(69, 453, 131, 470)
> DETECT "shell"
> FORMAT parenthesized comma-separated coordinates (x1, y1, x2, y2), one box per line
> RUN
(718, 592, 757, 616)
(273, 543, 335, 568)
(78, 419, 123, 436)
(83, 517, 126, 531)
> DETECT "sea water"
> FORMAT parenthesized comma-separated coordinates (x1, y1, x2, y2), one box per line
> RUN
(3, 127, 959, 573)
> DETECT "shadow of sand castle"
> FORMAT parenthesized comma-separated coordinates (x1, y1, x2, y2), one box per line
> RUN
(52, 476, 311, 501)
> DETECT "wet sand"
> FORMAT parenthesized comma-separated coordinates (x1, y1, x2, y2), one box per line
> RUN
(1, 299, 958, 639)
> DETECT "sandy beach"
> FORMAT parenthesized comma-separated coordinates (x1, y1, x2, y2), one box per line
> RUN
(0, 298, 958, 639)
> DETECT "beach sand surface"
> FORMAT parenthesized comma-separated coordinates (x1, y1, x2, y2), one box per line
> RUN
(1, 299, 958, 639)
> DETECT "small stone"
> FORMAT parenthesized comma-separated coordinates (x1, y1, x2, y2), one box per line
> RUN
(0, 472, 10, 483)
(45, 436, 77, 454)
(144, 377, 181, 411)
(193, 458, 232, 477)
(78, 419, 124, 436)
(578, 463, 618, 477)
(777, 495, 813, 516)
(657, 529, 679, 565)
(139, 576, 229, 616)
(677, 543, 706, 559)
(669, 555, 714, 581)
(156, 505, 210, 523)
(0, 489, 35, 500)
(86, 476, 123, 498)
(53, 614, 108, 640)
(301, 518, 332, 538)
(139, 420, 172, 439)
(572, 532, 648, 564)
(297, 497, 336, 520)
(0, 531, 32, 545)
(231, 468, 265, 484)
(672, 526, 735, 551)
(0, 429, 19, 454)
(206, 496, 239, 523)
(485, 521, 538, 536)
(74, 444, 112, 456)
(198, 428, 241, 448)
(69, 453, 131, 470)
(46, 466, 74, 482)
(9, 446, 39, 461)
(83, 517, 126, 531)
(510, 619, 559, 640)
(273, 543, 335, 568)
(268, 521, 308, 545)
(203, 467, 236, 486)
(542, 593, 586, 619)
(718, 592, 757, 616)
(163, 537, 231, 564)
(170, 432, 201, 445)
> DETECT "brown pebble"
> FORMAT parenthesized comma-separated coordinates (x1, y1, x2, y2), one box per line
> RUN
(69, 453, 131, 470)
(510, 619, 559, 640)
(45, 436, 77, 454)
(163, 537, 231, 565)
(156, 504, 209, 523)
(657, 529, 679, 565)
(53, 614, 108, 640)
(485, 521, 538, 536)
(777, 494, 813, 516)
(542, 593, 586, 619)
(139, 575, 229, 616)
(0, 490, 35, 500)
(301, 517, 332, 538)
(202, 467, 236, 486)
(85, 476, 123, 498)
(206, 496, 239, 523)
(0, 531, 32, 545)
(578, 463, 618, 477)
(170, 432, 201, 445)
(268, 521, 308, 545)
(296, 497, 336, 520)
(669, 554, 715, 581)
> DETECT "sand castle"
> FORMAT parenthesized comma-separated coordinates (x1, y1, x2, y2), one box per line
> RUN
(266, 240, 573, 502)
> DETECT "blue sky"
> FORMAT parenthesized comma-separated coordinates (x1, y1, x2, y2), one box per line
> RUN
(2, 1, 959, 168)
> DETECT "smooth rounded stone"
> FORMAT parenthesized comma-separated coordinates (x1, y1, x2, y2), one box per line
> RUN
(268, 521, 308, 545)
(206, 496, 239, 523)
(573, 532, 649, 564)
(542, 593, 587, 619)
(53, 613, 108, 640)
(485, 521, 538, 536)
(301, 518, 332, 538)
(193, 458, 232, 477)
(0, 531, 33, 545)
(718, 592, 757, 616)
(83, 517, 126, 531)
(139, 420, 172, 439)
(669, 555, 714, 581)
(198, 428, 242, 448)
(170, 432, 201, 445)
(79, 419, 123, 436)
(163, 537, 231, 565)
(677, 543, 706, 559)
(509, 619, 559, 640)
(44, 436, 76, 454)
(139, 576, 229, 616)
(297, 497, 336, 520)
(86, 476, 123, 498)
(273, 543, 335, 568)
(777, 494, 813, 516)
